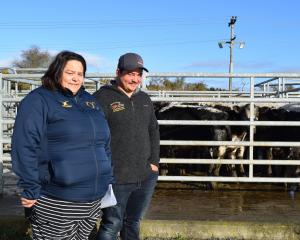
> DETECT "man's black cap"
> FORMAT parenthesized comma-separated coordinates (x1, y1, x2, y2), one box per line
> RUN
(117, 53, 149, 72)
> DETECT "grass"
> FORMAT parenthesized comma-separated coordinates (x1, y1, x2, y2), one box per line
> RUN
(0, 218, 246, 240)
(0, 217, 31, 240)
(144, 238, 244, 240)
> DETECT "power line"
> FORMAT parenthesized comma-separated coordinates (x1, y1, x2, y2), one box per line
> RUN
(0, 39, 222, 53)
(0, 17, 226, 29)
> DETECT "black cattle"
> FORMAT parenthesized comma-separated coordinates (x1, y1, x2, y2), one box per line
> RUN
(156, 103, 259, 178)
(156, 102, 230, 176)
(254, 107, 286, 177)
(255, 106, 300, 189)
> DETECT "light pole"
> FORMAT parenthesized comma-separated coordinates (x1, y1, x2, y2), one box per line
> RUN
(218, 16, 245, 92)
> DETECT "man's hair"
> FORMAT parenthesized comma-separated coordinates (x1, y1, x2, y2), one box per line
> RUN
(41, 51, 86, 91)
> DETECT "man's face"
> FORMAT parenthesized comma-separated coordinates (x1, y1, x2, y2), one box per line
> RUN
(117, 68, 143, 95)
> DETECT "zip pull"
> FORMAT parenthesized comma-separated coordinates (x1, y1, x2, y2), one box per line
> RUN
(130, 99, 135, 112)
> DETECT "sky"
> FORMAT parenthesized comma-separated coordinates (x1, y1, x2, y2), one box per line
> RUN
(1, 0, 300, 89)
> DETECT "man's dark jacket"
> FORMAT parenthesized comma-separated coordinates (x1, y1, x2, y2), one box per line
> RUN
(93, 85, 160, 184)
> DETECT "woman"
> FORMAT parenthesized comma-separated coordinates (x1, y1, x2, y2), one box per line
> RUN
(12, 51, 113, 240)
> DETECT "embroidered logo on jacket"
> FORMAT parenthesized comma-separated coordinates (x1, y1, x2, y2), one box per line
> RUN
(110, 102, 125, 112)
(61, 101, 72, 108)
(85, 101, 96, 109)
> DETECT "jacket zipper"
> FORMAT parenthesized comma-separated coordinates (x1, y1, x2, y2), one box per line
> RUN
(87, 112, 98, 198)
(73, 95, 98, 198)
(130, 98, 135, 113)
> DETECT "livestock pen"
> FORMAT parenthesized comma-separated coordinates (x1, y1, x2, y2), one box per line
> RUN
(1, 71, 300, 194)
(3, 71, 300, 240)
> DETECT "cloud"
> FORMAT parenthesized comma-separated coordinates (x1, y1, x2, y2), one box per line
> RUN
(78, 52, 114, 72)
(48, 49, 59, 56)
(43, 49, 115, 72)
(236, 61, 275, 70)
(0, 50, 115, 73)
(0, 51, 22, 67)
(0, 58, 14, 67)
(48, 50, 109, 70)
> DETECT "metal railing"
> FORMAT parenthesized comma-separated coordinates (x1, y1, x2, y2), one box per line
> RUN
(157, 118, 300, 183)
(1, 72, 300, 194)
(0, 81, 3, 194)
(1, 71, 300, 97)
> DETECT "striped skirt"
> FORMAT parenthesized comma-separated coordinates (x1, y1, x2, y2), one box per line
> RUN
(29, 195, 101, 240)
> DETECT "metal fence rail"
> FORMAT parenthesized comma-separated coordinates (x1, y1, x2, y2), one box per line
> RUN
(0, 84, 3, 194)
(158, 119, 300, 182)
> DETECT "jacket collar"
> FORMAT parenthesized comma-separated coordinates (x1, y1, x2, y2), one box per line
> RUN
(105, 83, 141, 98)
(59, 86, 85, 98)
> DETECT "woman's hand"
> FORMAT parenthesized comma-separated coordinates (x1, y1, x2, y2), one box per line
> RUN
(21, 197, 37, 208)
(150, 164, 159, 172)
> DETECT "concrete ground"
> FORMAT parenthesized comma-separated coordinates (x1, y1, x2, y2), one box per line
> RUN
(1, 173, 300, 239)
(142, 182, 300, 239)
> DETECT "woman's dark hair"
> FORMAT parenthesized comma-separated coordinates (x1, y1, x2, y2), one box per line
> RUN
(41, 51, 86, 90)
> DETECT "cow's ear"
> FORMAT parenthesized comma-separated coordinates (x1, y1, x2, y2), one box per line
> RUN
(232, 105, 240, 113)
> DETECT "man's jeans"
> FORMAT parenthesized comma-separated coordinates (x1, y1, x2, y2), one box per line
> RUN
(97, 171, 158, 240)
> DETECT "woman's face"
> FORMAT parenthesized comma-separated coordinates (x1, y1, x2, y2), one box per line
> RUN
(60, 60, 84, 94)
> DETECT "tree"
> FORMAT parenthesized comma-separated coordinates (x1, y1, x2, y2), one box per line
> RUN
(146, 77, 163, 91)
(0, 68, 11, 74)
(11, 46, 53, 90)
(163, 78, 185, 90)
(13, 45, 52, 68)
(147, 77, 208, 91)
(185, 82, 207, 91)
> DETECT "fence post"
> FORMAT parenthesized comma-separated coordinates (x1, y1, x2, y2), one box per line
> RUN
(142, 73, 148, 90)
(282, 78, 286, 98)
(248, 77, 255, 179)
(0, 73, 3, 196)
(95, 80, 99, 91)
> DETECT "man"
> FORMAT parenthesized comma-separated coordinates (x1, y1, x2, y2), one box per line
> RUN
(93, 53, 160, 240)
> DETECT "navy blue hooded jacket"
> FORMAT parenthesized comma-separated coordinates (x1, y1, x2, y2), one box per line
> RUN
(12, 86, 113, 202)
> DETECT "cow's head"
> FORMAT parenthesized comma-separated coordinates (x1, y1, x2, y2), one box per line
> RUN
(233, 104, 259, 121)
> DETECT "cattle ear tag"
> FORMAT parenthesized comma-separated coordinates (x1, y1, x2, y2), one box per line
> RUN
(86, 101, 96, 109)
(61, 101, 72, 108)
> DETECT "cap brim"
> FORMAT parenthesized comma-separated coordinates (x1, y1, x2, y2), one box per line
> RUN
(120, 65, 149, 72)
(123, 67, 149, 72)
(141, 67, 149, 72)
